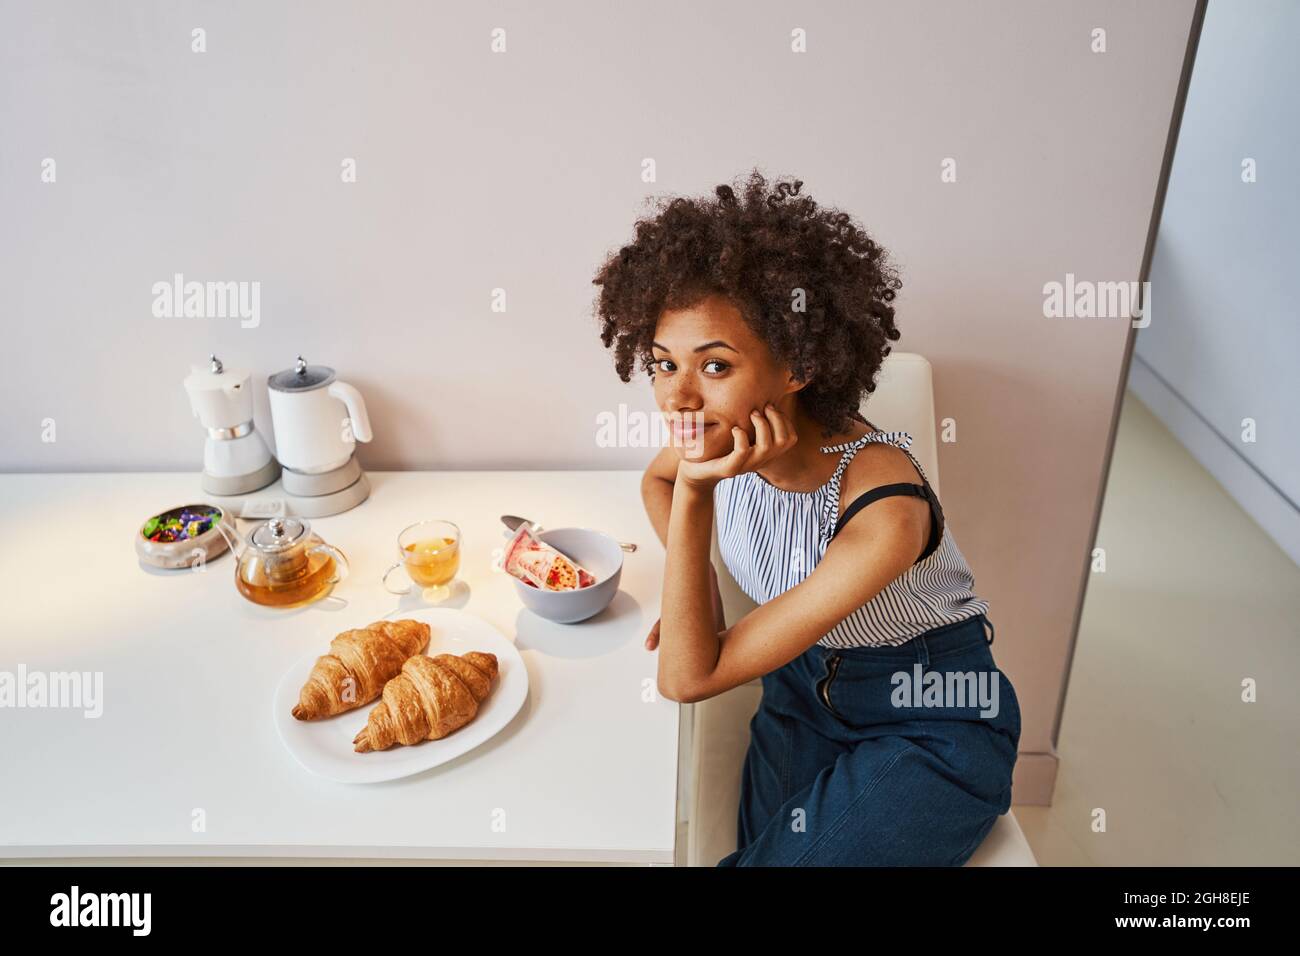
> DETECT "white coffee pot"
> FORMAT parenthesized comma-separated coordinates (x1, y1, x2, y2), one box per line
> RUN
(267, 356, 373, 475)
(184, 355, 279, 495)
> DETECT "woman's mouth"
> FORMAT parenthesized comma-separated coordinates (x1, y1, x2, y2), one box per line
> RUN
(668, 415, 716, 442)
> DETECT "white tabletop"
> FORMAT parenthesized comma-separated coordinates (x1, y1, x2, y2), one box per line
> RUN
(0, 471, 678, 863)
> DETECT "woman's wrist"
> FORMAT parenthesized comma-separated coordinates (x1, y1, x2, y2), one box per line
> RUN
(674, 462, 719, 496)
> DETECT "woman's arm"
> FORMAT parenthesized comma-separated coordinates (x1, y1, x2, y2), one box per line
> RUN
(657, 476, 722, 696)
(640, 445, 677, 548)
(658, 485, 926, 702)
(655, 406, 928, 703)
(641, 445, 726, 639)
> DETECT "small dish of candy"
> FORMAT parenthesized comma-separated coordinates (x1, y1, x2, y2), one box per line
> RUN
(136, 503, 232, 569)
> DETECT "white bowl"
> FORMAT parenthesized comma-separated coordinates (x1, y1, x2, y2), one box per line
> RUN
(511, 527, 623, 624)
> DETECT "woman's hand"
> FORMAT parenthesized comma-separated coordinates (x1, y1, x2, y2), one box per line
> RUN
(677, 403, 797, 491)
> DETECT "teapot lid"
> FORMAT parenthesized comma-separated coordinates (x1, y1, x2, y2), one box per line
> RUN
(268, 355, 335, 393)
(250, 516, 309, 551)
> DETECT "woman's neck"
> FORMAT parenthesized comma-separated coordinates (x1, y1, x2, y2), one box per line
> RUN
(755, 401, 874, 493)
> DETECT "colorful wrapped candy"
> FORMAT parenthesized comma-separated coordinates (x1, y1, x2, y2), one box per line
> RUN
(502, 523, 597, 591)
(141, 505, 222, 544)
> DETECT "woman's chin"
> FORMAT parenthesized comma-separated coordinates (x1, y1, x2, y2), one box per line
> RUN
(668, 432, 709, 458)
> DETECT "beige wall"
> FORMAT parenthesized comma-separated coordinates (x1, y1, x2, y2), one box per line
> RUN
(0, 0, 1200, 803)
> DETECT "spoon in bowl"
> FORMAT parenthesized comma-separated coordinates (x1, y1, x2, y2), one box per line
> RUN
(500, 514, 637, 553)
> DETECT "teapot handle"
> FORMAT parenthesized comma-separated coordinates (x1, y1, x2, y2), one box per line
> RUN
(329, 381, 372, 443)
(310, 542, 350, 585)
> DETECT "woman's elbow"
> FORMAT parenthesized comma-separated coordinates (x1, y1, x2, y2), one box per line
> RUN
(657, 677, 688, 703)
(657, 676, 703, 704)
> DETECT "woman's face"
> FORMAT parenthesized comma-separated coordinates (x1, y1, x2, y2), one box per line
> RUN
(651, 294, 799, 460)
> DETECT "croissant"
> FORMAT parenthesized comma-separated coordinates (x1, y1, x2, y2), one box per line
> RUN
(353, 652, 499, 752)
(292, 619, 431, 720)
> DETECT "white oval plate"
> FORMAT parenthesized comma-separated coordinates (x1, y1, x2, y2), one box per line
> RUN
(273, 607, 528, 783)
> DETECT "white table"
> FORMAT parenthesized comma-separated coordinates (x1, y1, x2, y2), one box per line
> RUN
(0, 471, 679, 864)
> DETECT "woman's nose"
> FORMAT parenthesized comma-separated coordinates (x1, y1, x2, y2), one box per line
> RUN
(664, 378, 701, 412)
(668, 393, 703, 415)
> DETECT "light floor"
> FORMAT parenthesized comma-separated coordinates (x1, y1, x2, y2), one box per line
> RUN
(1012, 390, 1300, 865)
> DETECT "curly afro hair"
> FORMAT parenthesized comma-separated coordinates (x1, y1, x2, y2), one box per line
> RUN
(592, 169, 902, 439)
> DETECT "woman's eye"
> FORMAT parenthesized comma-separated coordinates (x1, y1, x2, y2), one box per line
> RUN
(651, 357, 727, 375)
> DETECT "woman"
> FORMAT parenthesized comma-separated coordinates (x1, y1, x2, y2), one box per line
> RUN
(591, 170, 1021, 866)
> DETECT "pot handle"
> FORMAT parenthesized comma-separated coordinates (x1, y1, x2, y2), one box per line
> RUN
(310, 542, 350, 585)
(329, 381, 373, 443)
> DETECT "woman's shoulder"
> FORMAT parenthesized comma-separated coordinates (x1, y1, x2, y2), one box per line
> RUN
(833, 439, 932, 526)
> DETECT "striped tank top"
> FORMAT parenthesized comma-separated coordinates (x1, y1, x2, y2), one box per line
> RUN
(714, 427, 989, 648)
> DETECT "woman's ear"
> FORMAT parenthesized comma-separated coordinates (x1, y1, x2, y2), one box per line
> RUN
(785, 372, 809, 395)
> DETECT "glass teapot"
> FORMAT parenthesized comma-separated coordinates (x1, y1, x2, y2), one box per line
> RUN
(215, 516, 349, 608)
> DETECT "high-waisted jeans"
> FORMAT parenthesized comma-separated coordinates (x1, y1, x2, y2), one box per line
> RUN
(717, 613, 1021, 866)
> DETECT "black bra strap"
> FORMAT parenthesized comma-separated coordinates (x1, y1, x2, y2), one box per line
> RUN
(829, 482, 945, 565)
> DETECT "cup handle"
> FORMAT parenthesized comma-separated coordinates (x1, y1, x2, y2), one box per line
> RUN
(311, 543, 350, 585)
(382, 562, 411, 595)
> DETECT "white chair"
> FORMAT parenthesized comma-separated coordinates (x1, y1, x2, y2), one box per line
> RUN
(683, 352, 1037, 867)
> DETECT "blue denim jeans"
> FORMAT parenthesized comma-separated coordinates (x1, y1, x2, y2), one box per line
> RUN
(717, 613, 1021, 866)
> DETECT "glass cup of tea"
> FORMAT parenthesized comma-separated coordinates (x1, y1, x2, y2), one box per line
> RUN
(383, 520, 461, 601)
